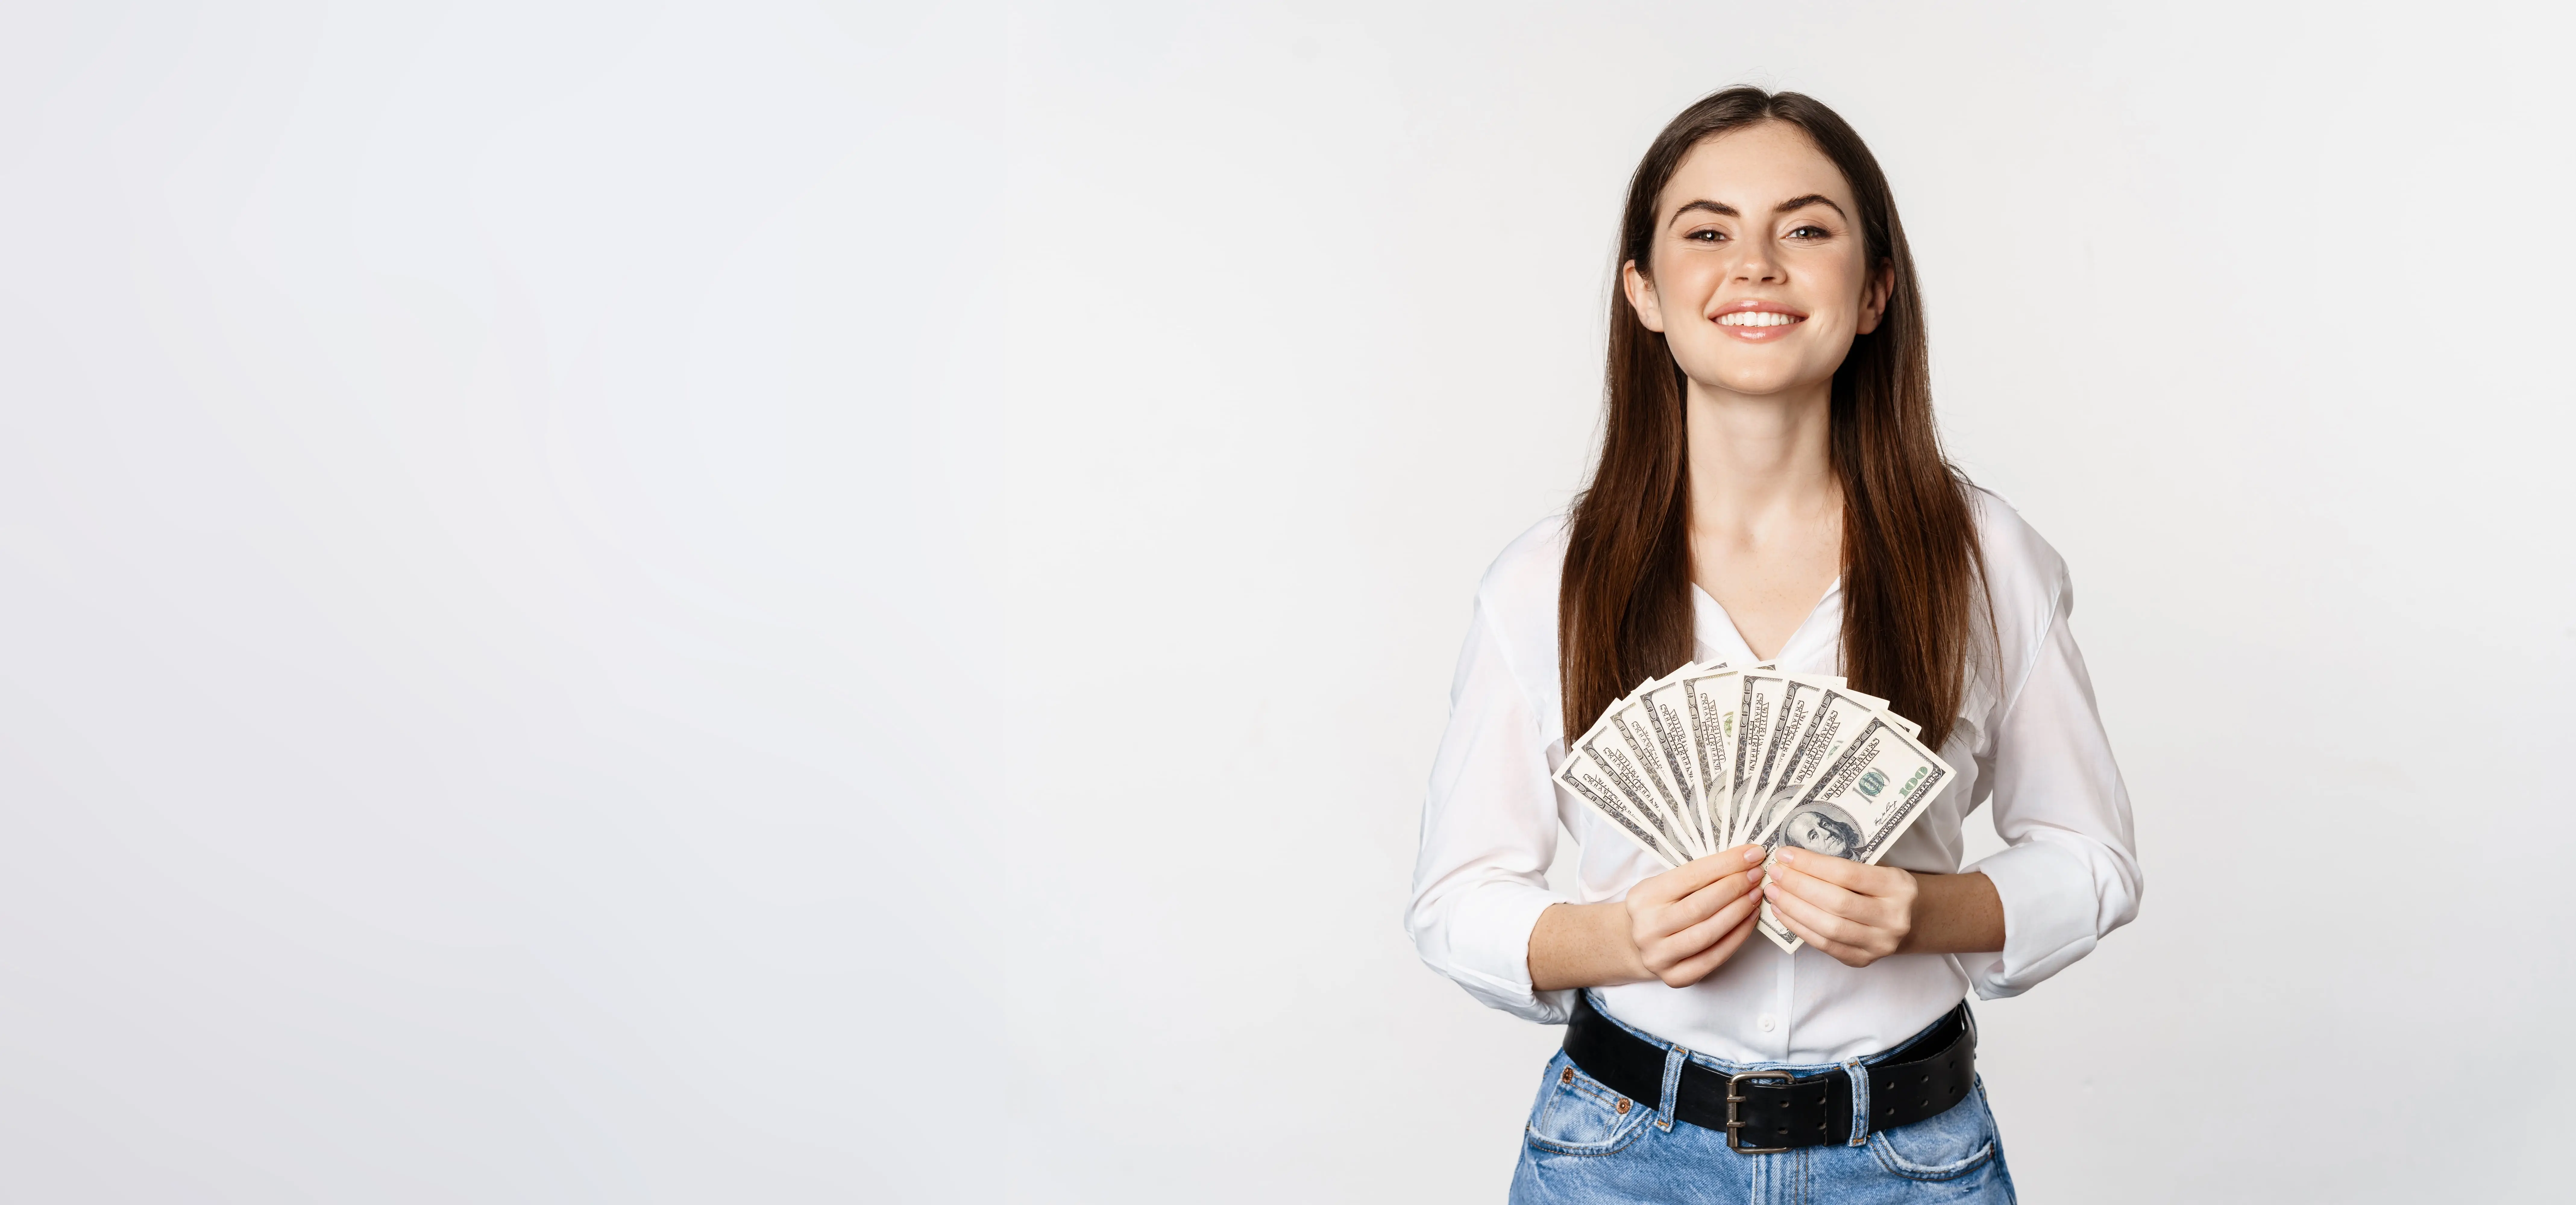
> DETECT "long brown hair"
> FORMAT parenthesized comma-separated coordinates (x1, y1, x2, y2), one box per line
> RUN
(1558, 87, 1983, 750)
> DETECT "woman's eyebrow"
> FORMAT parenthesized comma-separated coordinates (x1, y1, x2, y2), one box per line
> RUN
(1667, 199, 1737, 227)
(1774, 194, 1847, 218)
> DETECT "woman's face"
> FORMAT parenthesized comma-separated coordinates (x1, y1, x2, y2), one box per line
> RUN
(1623, 121, 1891, 400)
(1783, 811, 1851, 858)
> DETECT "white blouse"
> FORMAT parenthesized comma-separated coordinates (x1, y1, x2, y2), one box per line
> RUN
(1405, 489, 2142, 1064)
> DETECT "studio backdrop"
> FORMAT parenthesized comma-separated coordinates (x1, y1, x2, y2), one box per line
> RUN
(1, 2, 2568, 1202)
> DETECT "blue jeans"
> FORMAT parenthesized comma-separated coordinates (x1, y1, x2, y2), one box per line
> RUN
(1510, 1000, 2016, 1204)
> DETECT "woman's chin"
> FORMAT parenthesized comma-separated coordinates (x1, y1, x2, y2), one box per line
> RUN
(1680, 364, 1838, 402)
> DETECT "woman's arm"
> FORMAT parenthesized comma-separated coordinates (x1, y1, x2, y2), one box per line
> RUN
(1527, 902, 1645, 991)
(1904, 869, 2005, 954)
(1530, 847, 1770, 990)
(1954, 590, 2142, 997)
(1407, 595, 1590, 1021)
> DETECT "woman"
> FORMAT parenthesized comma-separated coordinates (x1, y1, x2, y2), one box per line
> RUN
(1406, 88, 2141, 1202)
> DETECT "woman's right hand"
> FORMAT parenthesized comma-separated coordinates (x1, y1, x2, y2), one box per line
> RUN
(1625, 845, 1768, 987)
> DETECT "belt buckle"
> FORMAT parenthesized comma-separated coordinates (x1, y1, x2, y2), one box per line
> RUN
(1724, 1069, 1795, 1154)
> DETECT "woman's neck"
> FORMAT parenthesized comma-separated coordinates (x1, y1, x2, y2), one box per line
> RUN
(1684, 377, 1839, 534)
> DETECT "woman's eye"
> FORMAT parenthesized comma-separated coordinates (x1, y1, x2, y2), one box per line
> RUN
(1686, 230, 1726, 243)
(1786, 225, 1830, 240)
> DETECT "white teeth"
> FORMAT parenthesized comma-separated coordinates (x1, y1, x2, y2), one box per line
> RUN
(1718, 311, 1800, 327)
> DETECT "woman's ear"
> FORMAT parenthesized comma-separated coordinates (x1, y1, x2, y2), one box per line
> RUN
(1855, 260, 1896, 335)
(1621, 260, 1667, 333)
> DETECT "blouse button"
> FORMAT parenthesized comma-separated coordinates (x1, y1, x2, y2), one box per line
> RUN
(1758, 1015, 1777, 1032)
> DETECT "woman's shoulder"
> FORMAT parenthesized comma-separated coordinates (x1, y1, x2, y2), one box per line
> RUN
(1462, 513, 1569, 690)
(1965, 483, 2071, 606)
(1964, 484, 2076, 681)
(1475, 512, 1571, 606)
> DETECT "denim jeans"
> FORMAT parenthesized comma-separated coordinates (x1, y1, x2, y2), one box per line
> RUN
(1510, 999, 2016, 1204)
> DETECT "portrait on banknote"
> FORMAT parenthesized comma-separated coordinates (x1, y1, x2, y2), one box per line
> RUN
(1774, 802, 1862, 859)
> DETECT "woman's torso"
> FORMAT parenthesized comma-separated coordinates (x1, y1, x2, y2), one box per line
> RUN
(1480, 490, 2047, 1063)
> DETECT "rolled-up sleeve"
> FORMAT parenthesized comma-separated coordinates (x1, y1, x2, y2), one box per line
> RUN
(1404, 596, 1571, 1022)
(1959, 586, 2143, 999)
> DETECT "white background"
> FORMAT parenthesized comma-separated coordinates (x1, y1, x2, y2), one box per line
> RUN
(3, 2, 2571, 1201)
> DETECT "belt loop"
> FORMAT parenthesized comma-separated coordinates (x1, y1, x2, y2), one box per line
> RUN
(1656, 1045, 1688, 1133)
(1841, 1057, 1870, 1146)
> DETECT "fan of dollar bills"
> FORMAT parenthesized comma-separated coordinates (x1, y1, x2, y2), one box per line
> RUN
(1552, 661, 1958, 953)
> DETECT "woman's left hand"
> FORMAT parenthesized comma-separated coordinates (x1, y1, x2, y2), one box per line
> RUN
(1759, 847, 1918, 968)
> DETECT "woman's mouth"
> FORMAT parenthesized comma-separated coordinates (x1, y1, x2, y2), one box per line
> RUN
(1710, 302, 1808, 342)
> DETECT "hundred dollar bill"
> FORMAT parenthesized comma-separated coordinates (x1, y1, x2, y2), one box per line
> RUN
(1556, 748, 1687, 869)
(1831, 687, 1923, 742)
(1741, 674, 1840, 847)
(1604, 694, 1704, 860)
(1679, 662, 1765, 851)
(1555, 736, 1691, 868)
(1648, 669, 1710, 850)
(1637, 667, 1723, 853)
(1752, 714, 1957, 952)
(1839, 686, 1892, 714)
(1735, 686, 1886, 852)
(1659, 664, 1741, 850)
(1727, 670, 1843, 847)
(1676, 668, 1734, 851)
(1726, 671, 1789, 847)
(1556, 747, 1686, 868)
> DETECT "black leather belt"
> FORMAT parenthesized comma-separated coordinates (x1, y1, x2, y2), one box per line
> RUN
(1563, 992, 1976, 1153)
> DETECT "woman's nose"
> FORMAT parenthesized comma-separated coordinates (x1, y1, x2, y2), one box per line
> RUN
(1733, 246, 1785, 283)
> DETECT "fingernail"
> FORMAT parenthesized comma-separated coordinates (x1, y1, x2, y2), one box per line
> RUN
(1742, 847, 1763, 862)
(1776, 849, 1796, 864)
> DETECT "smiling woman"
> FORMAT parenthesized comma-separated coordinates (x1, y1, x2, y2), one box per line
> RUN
(1405, 88, 2143, 1203)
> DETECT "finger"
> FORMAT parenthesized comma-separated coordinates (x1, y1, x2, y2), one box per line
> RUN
(1641, 865, 1755, 936)
(1641, 868, 1762, 945)
(1765, 901, 1863, 967)
(1762, 880, 1875, 953)
(1765, 859, 1872, 921)
(1662, 922, 1755, 987)
(1660, 909, 1760, 987)
(1682, 863, 1766, 912)
(1770, 847, 1892, 892)
(1663, 877, 1766, 951)
(1643, 845, 1769, 903)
